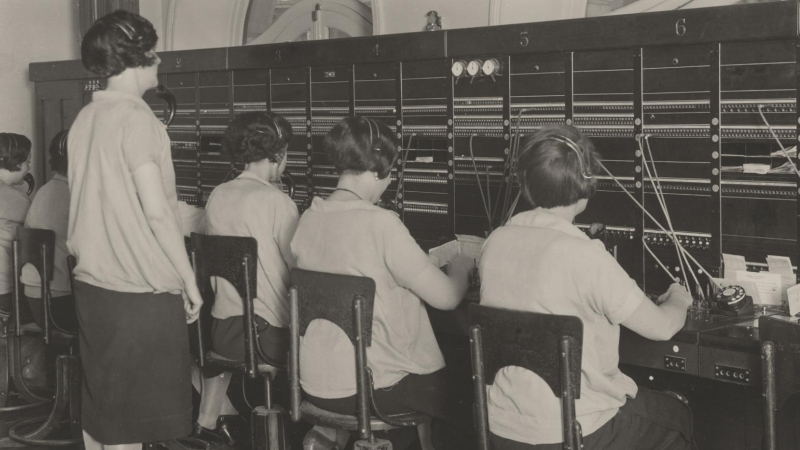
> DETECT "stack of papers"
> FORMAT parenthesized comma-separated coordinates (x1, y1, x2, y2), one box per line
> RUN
(428, 234, 486, 267)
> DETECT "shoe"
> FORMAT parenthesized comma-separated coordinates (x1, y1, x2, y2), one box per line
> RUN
(216, 415, 249, 447)
(303, 426, 350, 450)
(191, 422, 230, 448)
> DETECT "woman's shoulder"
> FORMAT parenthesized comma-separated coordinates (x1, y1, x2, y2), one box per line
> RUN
(0, 186, 31, 221)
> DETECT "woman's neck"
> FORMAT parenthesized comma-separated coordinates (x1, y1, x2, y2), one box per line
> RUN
(105, 71, 145, 98)
(331, 172, 378, 203)
(245, 159, 279, 184)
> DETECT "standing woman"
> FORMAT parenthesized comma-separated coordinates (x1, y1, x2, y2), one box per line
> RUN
(0, 133, 32, 313)
(68, 10, 202, 450)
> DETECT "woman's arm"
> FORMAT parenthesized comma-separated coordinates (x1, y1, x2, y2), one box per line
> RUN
(621, 283, 692, 341)
(132, 163, 202, 322)
(407, 255, 473, 311)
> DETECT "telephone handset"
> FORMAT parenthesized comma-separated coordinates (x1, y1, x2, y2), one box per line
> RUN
(156, 84, 177, 127)
(23, 173, 35, 195)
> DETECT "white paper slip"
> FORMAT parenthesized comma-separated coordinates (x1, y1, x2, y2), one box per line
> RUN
(455, 234, 486, 264)
(767, 255, 796, 303)
(788, 284, 800, 316)
(722, 254, 747, 279)
(735, 270, 783, 306)
(428, 240, 461, 267)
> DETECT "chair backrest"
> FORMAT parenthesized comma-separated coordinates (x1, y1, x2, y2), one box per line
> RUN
(191, 232, 257, 302)
(15, 228, 55, 284)
(760, 315, 800, 450)
(288, 268, 377, 439)
(190, 232, 258, 376)
(469, 304, 584, 450)
(469, 303, 583, 395)
(291, 268, 376, 346)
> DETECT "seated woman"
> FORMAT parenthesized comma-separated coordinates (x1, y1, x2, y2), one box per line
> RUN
(479, 125, 695, 450)
(0, 133, 32, 314)
(21, 131, 78, 332)
(196, 112, 297, 445)
(291, 116, 475, 449)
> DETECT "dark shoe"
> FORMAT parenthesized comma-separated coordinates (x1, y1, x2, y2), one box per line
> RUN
(191, 422, 231, 448)
(216, 415, 249, 447)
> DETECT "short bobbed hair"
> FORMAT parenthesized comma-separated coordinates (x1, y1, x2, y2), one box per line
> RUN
(222, 112, 293, 164)
(81, 10, 159, 78)
(49, 131, 69, 175)
(516, 125, 600, 209)
(324, 116, 399, 179)
(0, 133, 32, 172)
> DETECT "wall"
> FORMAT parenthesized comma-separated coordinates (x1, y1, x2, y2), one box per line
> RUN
(0, 0, 80, 191)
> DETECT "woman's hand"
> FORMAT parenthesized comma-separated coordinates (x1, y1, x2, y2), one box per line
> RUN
(183, 281, 203, 324)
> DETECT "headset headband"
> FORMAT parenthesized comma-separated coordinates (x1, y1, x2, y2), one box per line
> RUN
(109, 20, 142, 41)
(366, 118, 381, 152)
(58, 131, 68, 158)
(253, 115, 283, 141)
(542, 135, 594, 180)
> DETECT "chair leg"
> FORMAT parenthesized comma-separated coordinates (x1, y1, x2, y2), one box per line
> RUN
(8, 355, 82, 446)
(0, 332, 9, 408)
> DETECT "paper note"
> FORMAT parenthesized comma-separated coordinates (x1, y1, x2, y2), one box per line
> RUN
(767, 255, 796, 303)
(788, 284, 800, 316)
(455, 234, 486, 264)
(735, 270, 783, 306)
(428, 240, 461, 267)
(722, 254, 747, 279)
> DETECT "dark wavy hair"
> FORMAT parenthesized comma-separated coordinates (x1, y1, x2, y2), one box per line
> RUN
(81, 10, 159, 78)
(222, 112, 293, 164)
(49, 131, 69, 175)
(324, 116, 399, 179)
(516, 125, 600, 208)
(0, 133, 32, 172)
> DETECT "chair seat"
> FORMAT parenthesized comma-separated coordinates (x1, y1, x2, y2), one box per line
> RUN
(205, 350, 282, 375)
(300, 400, 431, 431)
(17, 322, 75, 341)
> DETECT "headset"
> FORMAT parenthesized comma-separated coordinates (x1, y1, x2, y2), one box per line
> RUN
(365, 118, 382, 152)
(108, 19, 142, 42)
(540, 135, 594, 180)
(253, 115, 284, 142)
(57, 131, 68, 158)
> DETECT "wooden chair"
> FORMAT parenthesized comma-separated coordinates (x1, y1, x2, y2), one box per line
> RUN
(190, 232, 286, 450)
(760, 315, 800, 450)
(288, 268, 431, 450)
(469, 303, 584, 450)
(7, 229, 81, 446)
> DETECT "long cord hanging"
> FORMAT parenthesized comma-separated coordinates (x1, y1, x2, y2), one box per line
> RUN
(643, 238, 678, 283)
(596, 159, 722, 290)
(640, 136, 693, 295)
(501, 108, 537, 224)
(469, 134, 494, 231)
(643, 136, 704, 297)
(757, 104, 800, 179)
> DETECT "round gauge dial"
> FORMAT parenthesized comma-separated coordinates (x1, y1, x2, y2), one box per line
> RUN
(466, 60, 483, 77)
(482, 58, 500, 76)
(451, 60, 467, 77)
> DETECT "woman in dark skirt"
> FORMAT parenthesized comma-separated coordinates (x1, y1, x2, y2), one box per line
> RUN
(67, 10, 202, 449)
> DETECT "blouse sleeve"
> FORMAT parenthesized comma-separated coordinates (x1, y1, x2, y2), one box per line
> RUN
(380, 213, 438, 288)
(122, 108, 164, 173)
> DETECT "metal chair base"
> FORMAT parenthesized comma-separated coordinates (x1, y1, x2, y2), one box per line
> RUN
(8, 355, 81, 447)
(252, 405, 286, 450)
(353, 438, 392, 450)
